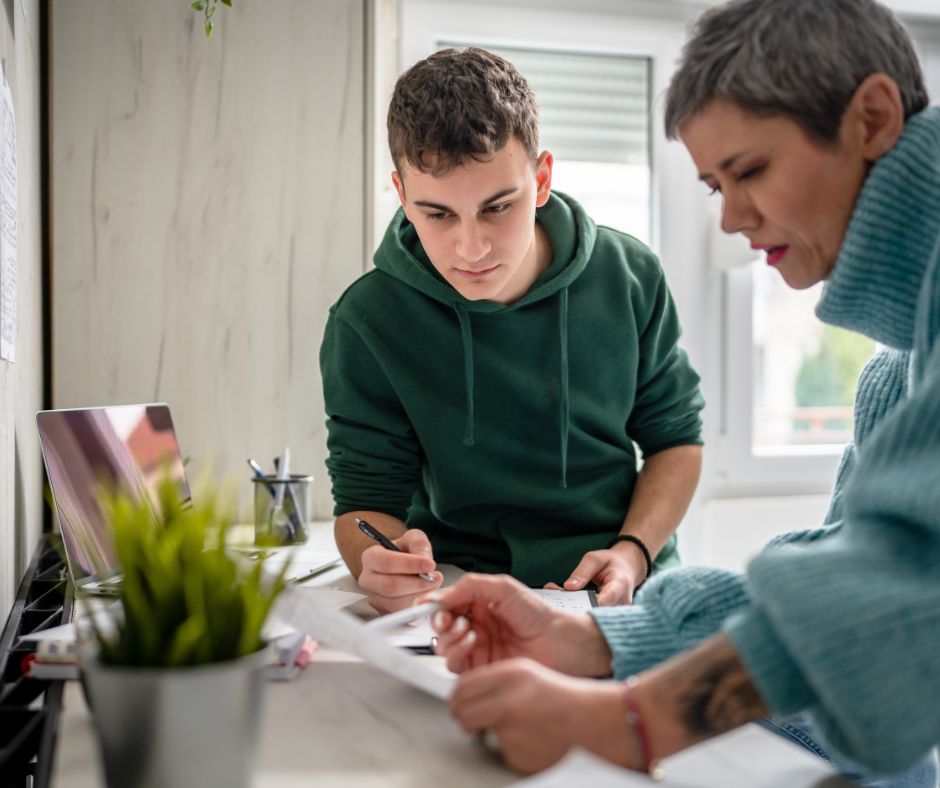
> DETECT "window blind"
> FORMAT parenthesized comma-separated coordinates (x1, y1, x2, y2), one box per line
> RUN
(437, 41, 651, 165)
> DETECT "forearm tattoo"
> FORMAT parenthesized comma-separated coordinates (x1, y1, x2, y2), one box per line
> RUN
(667, 636, 770, 738)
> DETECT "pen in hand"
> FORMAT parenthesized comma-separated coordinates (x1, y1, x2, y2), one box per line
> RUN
(355, 517, 436, 582)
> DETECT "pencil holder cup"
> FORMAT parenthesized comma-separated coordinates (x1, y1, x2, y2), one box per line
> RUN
(252, 474, 312, 546)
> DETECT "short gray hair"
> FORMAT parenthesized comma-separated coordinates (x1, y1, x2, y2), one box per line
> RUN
(664, 0, 928, 142)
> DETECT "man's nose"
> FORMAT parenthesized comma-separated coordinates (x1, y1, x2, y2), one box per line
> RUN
(455, 221, 491, 264)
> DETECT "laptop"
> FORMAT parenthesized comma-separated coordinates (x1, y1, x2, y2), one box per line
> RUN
(37, 403, 341, 594)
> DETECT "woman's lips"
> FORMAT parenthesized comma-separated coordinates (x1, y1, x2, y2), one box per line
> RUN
(766, 245, 789, 267)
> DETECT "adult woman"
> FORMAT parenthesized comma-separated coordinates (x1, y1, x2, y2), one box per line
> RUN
(430, 0, 940, 784)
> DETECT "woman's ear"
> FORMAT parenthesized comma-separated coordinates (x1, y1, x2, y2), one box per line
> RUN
(846, 73, 905, 162)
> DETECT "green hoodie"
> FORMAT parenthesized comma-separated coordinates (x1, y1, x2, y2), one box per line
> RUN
(320, 192, 703, 587)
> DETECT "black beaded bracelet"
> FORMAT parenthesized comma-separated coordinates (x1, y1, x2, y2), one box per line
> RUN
(608, 534, 653, 587)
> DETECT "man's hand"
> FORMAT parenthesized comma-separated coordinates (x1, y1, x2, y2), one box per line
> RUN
(427, 573, 611, 677)
(544, 541, 648, 606)
(358, 528, 442, 613)
(449, 658, 634, 775)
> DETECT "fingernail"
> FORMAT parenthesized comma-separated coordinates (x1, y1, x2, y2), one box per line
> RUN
(568, 577, 582, 586)
(464, 629, 477, 646)
(433, 611, 446, 630)
(453, 616, 469, 634)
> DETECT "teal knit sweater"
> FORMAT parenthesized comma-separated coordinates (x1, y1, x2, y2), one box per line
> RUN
(591, 106, 940, 775)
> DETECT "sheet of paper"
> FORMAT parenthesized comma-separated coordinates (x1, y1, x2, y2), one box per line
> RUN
(512, 727, 844, 788)
(510, 749, 650, 787)
(274, 585, 456, 700)
(17, 600, 120, 645)
(0, 72, 16, 363)
(532, 588, 596, 611)
(367, 587, 598, 650)
(371, 612, 438, 649)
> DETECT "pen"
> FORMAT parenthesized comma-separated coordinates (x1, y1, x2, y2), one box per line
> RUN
(273, 447, 290, 509)
(355, 517, 436, 582)
(247, 458, 275, 495)
(362, 600, 443, 632)
(249, 455, 302, 541)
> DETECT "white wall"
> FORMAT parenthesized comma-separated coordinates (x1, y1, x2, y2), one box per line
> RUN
(0, 0, 44, 623)
(51, 0, 366, 519)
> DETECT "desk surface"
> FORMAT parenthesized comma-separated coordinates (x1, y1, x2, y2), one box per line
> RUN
(50, 524, 849, 788)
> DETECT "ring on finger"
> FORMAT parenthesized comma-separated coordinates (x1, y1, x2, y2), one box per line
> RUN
(476, 727, 502, 758)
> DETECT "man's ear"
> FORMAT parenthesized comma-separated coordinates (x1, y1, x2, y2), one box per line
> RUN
(845, 73, 905, 162)
(534, 150, 554, 208)
(391, 170, 409, 214)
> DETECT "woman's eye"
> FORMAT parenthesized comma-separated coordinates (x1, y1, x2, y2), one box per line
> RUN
(708, 184, 721, 196)
(737, 165, 764, 181)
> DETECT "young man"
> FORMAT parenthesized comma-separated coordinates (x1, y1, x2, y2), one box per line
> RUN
(320, 48, 703, 613)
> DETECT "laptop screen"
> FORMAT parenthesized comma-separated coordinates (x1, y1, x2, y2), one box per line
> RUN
(36, 404, 190, 586)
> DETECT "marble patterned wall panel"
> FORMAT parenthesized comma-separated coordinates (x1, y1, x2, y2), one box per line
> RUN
(52, 0, 365, 518)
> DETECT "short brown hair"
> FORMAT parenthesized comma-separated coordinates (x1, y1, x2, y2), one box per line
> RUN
(387, 47, 540, 176)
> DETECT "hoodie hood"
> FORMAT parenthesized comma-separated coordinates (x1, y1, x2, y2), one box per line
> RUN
(373, 191, 597, 484)
(373, 191, 597, 311)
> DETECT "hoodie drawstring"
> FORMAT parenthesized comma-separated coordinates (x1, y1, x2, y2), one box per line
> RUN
(558, 286, 570, 488)
(454, 304, 475, 446)
(454, 290, 570, 485)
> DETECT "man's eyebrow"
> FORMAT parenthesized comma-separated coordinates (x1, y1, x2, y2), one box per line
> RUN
(413, 187, 519, 212)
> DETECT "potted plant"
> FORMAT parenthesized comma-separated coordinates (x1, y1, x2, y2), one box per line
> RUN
(79, 474, 288, 788)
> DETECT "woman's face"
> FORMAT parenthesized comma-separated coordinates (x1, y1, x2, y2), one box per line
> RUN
(680, 99, 869, 290)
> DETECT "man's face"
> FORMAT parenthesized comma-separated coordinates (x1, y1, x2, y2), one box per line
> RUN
(392, 137, 553, 304)
(680, 98, 868, 290)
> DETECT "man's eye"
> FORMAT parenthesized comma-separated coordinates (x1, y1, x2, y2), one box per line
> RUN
(427, 212, 450, 222)
(486, 202, 510, 215)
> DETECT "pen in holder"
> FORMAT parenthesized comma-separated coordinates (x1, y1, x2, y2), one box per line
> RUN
(252, 474, 312, 546)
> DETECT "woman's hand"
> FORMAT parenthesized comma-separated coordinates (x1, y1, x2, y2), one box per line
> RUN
(450, 658, 635, 775)
(427, 573, 612, 677)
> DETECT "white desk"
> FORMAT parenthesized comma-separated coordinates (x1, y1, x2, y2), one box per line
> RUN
(50, 524, 852, 787)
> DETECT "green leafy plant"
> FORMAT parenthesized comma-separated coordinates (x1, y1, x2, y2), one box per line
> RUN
(191, 0, 233, 39)
(86, 474, 288, 668)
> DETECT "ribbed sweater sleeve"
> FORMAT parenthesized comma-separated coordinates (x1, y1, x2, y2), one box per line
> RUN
(590, 566, 751, 678)
(726, 318, 940, 776)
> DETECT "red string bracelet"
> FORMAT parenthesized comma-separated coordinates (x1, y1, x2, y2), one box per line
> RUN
(623, 675, 659, 777)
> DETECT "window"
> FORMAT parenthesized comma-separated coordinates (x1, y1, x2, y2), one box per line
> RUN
(718, 261, 854, 497)
(752, 267, 875, 450)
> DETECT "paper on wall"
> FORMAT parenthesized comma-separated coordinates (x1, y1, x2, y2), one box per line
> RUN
(0, 70, 16, 363)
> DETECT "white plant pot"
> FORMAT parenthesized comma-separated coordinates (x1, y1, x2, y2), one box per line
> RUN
(81, 647, 269, 788)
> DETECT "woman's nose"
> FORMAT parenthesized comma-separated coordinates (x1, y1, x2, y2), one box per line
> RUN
(720, 190, 760, 235)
